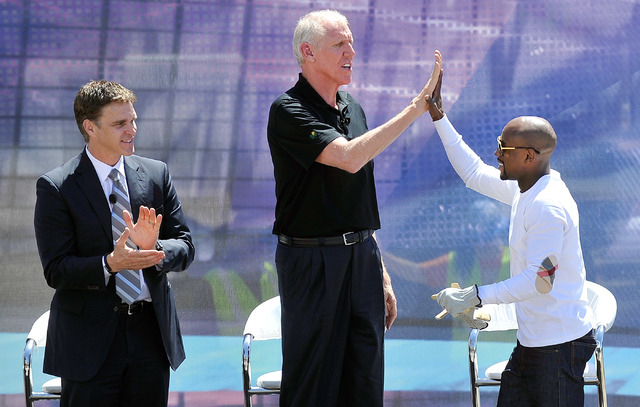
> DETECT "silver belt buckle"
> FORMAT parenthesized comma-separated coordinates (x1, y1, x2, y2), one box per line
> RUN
(343, 231, 356, 245)
(127, 302, 141, 315)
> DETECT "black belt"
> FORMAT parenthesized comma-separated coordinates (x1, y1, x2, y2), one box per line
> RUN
(278, 229, 374, 247)
(118, 301, 146, 315)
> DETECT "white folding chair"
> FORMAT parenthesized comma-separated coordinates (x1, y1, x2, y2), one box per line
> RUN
(242, 296, 282, 407)
(468, 281, 617, 407)
(23, 311, 62, 406)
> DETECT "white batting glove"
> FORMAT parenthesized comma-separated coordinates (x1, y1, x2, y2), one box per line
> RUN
(432, 285, 482, 317)
(459, 307, 489, 329)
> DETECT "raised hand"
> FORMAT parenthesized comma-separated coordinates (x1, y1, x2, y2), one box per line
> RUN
(412, 50, 443, 113)
(123, 206, 163, 250)
(427, 52, 444, 121)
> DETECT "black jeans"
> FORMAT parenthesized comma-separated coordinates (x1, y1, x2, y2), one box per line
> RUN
(497, 330, 596, 407)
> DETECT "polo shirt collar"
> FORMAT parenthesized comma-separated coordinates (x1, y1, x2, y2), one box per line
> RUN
(295, 73, 347, 111)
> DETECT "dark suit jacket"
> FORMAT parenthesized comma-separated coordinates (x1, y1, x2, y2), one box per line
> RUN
(34, 150, 195, 381)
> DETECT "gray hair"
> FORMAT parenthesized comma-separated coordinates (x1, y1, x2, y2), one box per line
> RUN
(293, 10, 349, 67)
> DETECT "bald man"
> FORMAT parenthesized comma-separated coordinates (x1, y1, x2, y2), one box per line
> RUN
(428, 55, 596, 406)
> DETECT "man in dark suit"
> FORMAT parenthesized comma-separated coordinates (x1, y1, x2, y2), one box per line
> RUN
(34, 80, 195, 407)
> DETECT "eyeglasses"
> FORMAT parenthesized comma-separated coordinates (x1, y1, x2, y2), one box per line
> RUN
(496, 136, 540, 156)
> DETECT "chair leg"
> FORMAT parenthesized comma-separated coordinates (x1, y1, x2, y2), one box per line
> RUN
(23, 339, 35, 407)
(243, 334, 253, 407)
(468, 329, 481, 407)
(594, 326, 607, 407)
(471, 386, 481, 407)
(597, 383, 607, 407)
(596, 352, 607, 407)
(469, 361, 481, 407)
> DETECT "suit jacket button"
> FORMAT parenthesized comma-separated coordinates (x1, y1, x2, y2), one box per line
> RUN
(113, 306, 119, 312)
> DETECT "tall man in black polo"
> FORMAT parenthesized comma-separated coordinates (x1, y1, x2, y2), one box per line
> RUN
(34, 80, 195, 407)
(267, 10, 442, 406)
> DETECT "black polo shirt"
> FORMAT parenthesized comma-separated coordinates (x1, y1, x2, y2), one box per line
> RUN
(267, 74, 381, 237)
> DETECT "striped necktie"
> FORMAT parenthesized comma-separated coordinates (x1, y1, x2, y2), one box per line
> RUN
(108, 168, 142, 304)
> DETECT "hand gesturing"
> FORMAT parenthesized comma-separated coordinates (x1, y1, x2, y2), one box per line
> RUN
(123, 206, 163, 250)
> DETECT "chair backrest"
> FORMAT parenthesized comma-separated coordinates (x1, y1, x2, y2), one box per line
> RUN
(24, 310, 61, 407)
(584, 281, 617, 332)
(478, 302, 518, 332)
(27, 311, 50, 347)
(478, 281, 616, 333)
(243, 296, 281, 341)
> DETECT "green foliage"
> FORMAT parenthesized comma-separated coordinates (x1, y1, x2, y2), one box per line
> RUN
(228, 272, 258, 316)
(203, 263, 279, 324)
(203, 270, 234, 322)
(260, 261, 278, 301)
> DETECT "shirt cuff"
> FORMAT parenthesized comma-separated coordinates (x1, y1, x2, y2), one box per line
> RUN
(477, 284, 497, 305)
(102, 256, 112, 285)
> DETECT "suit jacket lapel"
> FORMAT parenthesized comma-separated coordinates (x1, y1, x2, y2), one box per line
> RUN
(124, 157, 147, 221)
(74, 151, 112, 240)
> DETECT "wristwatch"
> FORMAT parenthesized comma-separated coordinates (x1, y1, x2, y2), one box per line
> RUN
(155, 241, 163, 251)
(103, 254, 116, 275)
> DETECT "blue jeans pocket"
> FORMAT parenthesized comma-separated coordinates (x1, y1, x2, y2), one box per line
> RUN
(570, 336, 597, 378)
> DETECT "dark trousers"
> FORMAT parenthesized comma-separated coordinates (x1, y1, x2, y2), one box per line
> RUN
(275, 237, 386, 407)
(61, 303, 170, 407)
(497, 330, 597, 407)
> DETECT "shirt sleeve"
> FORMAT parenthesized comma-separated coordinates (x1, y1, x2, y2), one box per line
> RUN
(478, 200, 566, 304)
(270, 99, 343, 170)
(434, 115, 516, 205)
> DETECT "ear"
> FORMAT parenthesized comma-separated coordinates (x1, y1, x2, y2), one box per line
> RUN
(525, 149, 537, 163)
(300, 43, 315, 62)
(83, 119, 96, 139)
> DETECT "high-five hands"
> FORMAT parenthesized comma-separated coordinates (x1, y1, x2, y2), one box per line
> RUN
(427, 50, 444, 121)
(431, 283, 490, 329)
(411, 50, 443, 113)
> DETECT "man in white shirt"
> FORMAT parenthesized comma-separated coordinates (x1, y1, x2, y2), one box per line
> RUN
(428, 51, 595, 406)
